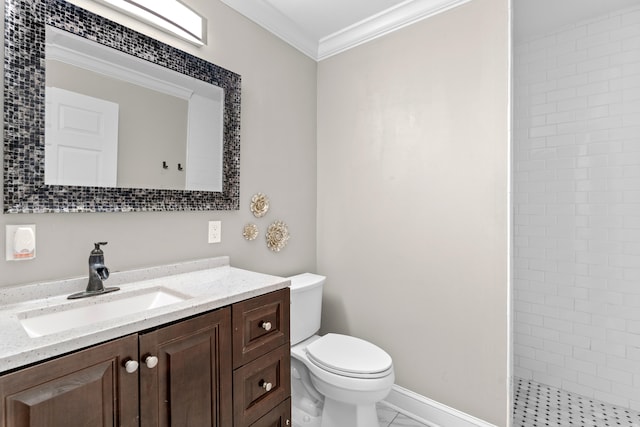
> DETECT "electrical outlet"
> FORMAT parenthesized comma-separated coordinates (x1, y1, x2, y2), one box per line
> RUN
(208, 221, 221, 243)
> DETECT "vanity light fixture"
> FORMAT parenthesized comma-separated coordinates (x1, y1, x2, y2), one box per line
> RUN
(95, 0, 206, 46)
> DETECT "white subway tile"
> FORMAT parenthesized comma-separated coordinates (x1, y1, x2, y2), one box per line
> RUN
(622, 60, 640, 76)
(560, 311, 592, 328)
(529, 258, 558, 272)
(589, 67, 622, 83)
(606, 354, 640, 374)
(628, 320, 640, 334)
(544, 339, 574, 355)
(557, 96, 588, 112)
(573, 347, 607, 365)
(530, 103, 557, 116)
(535, 349, 565, 366)
(588, 41, 622, 59)
(573, 323, 606, 340)
(533, 371, 563, 388)
(546, 110, 576, 124)
(577, 81, 610, 97)
(546, 134, 576, 147)
(591, 339, 626, 357)
(593, 390, 629, 407)
(562, 380, 597, 398)
(519, 356, 548, 373)
(513, 366, 533, 380)
(611, 75, 640, 91)
(611, 49, 640, 66)
(622, 35, 640, 51)
(607, 329, 640, 347)
(628, 347, 640, 361)
(598, 365, 634, 385)
(578, 56, 610, 74)
(588, 90, 622, 106)
(609, 253, 640, 268)
(588, 15, 622, 35)
(529, 125, 557, 138)
(621, 8, 640, 26)
(548, 87, 578, 102)
(548, 64, 577, 80)
(558, 25, 588, 43)
(530, 34, 558, 50)
(577, 32, 611, 50)
(564, 357, 596, 376)
(579, 372, 613, 392)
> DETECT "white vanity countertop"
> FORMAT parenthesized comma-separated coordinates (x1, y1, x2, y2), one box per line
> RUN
(0, 257, 289, 373)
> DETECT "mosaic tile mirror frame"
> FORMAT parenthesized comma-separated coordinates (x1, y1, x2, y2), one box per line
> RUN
(3, 0, 241, 213)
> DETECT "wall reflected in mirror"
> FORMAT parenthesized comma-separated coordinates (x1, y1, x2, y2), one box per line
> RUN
(45, 26, 223, 192)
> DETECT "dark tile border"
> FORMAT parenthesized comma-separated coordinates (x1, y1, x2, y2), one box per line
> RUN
(3, 0, 241, 213)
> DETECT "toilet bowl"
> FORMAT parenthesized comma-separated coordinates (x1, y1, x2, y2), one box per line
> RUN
(289, 274, 395, 427)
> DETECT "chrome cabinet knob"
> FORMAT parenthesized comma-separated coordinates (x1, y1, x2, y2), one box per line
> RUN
(144, 355, 159, 369)
(260, 321, 272, 331)
(124, 359, 139, 373)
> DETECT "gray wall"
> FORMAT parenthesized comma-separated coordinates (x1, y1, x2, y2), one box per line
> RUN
(1, 0, 318, 287)
(316, 0, 511, 424)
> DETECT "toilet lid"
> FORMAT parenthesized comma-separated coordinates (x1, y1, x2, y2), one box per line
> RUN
(305, 333, 392, 378)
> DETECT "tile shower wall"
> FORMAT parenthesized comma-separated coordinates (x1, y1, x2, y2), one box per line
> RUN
(514, 4, 640, 411)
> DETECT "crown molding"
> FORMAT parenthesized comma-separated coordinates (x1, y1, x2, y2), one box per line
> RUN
(317, 0, 472, 60)
(221, 0, 472, 61)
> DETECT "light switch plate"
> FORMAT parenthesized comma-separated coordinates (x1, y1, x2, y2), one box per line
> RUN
(208, 221, 221, 243)
(6, 224, 36, 261)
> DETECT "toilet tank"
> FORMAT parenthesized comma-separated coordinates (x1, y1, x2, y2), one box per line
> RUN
(288, 273, 325, 345)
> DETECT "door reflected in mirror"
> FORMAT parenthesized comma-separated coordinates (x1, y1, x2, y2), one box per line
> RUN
(45, 26, 224, 192)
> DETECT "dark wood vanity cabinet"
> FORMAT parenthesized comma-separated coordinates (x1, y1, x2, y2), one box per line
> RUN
(0, 334, 139, 427)
(139, 308, 232, 427)
(232, 288, 291, 427)
(0, 288, 291, 427)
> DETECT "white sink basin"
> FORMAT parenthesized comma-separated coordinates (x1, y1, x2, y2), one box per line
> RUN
(18, 287, 190, 338)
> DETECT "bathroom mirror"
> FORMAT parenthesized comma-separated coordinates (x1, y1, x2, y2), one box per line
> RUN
(3, 0, 241, 213)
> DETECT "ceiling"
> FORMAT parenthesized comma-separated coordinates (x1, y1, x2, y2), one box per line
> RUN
(220, 0, 640, 60)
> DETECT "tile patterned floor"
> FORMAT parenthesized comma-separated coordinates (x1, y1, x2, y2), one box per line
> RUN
(377, 403, 430, 427)
(292, 402, 429, 427)
(513, 378, 640, 427)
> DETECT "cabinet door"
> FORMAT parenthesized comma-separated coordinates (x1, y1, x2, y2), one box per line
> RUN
(0, 335, 139, 427)
(139, 307, 232, 427)
(249, 398, 291, 427)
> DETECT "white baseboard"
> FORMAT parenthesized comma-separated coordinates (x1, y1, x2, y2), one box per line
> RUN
(381, 385, 498, 427)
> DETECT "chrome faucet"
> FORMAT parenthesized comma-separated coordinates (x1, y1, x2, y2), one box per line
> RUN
(68, 242, 120, 299)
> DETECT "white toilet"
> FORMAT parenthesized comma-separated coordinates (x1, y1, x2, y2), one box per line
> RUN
(289, 273, 395, 427)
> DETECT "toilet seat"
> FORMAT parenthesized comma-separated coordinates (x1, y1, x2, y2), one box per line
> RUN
(305, 333, 393, 379)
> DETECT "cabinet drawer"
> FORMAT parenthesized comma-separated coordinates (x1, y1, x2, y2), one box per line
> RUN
(249, 398, 291, 427)
(233, 344, 290, 427)
(232, 288, 290, 368)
